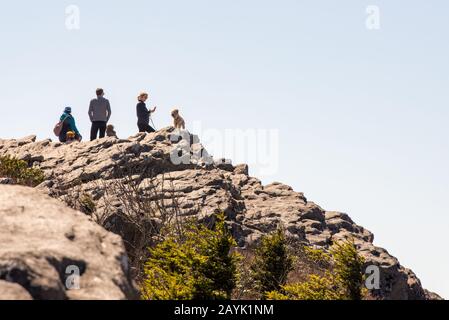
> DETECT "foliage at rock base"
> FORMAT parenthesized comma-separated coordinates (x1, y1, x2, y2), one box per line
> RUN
(331, 240, 366, 300)
(250, 229, 294, 298)
(141, 213, 240, 300)
(0, 155, 44, 187)
(267, 240, 366, 300)
(267, 274, 341, 300)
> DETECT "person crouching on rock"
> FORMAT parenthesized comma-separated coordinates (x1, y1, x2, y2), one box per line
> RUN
(136, 92, 157, 133)
(59, 107, 82, 143)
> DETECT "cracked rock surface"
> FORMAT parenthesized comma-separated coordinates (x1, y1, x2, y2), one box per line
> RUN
(0, 128, 442, 300)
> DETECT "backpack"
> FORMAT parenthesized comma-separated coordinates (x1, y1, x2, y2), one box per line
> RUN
(53, 115, 70, 137)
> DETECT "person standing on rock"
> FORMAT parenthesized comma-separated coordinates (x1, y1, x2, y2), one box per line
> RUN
(59, 107, 82, 143)
(88, 88, 112, 141)
(136, 92, 157, 133)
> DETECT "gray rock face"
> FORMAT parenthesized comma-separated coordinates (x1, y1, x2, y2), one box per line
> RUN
(0, 128, 440, 300)
(0, 185, 137, 300)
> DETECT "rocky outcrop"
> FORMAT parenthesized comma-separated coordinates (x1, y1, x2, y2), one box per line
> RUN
(0, 281, 33, 300)
(0, 185, 137, 300)
(0, 129, 441, 300)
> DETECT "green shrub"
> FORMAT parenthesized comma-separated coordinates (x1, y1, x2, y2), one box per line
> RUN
(331, 239, 366, 300)
(251, 229, 294, 297)
(303, 246, 332, 266)
(200, 217, 240, 299)
(0, 155, 45, 187)
(267, 273, 341, 300)
(268, 240, 366, 300)
(141, 213, 240, 300)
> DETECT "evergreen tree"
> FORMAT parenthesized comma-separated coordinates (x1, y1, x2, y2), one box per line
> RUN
(251, 228, 294, 297)
(141, 213, 240, 300)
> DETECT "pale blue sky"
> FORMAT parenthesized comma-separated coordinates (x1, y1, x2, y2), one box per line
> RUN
(0, 1, 448, 298)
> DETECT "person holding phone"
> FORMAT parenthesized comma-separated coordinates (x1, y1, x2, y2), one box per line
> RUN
(136, 92, 157, 133)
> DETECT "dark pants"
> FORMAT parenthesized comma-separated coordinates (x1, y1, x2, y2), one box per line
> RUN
(138, 123, 156, 133)
(91, 121, 107, 141)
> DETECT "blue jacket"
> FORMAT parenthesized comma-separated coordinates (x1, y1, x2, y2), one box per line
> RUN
(60, 113, 80, 135)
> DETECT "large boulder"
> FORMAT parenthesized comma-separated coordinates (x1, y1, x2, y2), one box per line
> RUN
(0, 129, 441, 300)
(0, 185, 138, 300)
